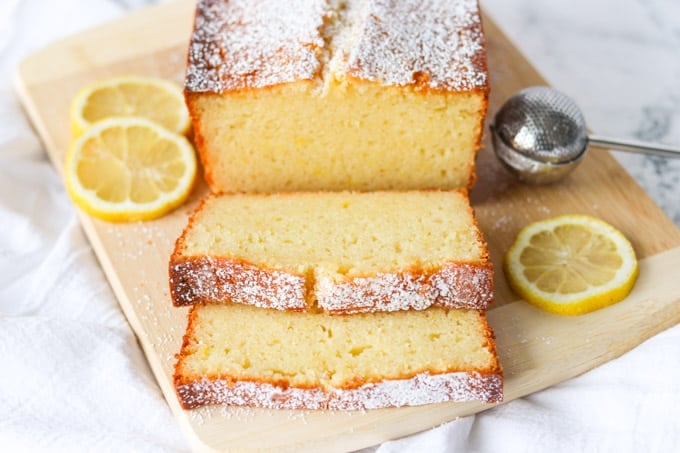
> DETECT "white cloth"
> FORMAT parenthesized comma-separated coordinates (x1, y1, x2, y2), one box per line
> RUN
(1, 1, 678, 452)
(1, 1, 185, 452)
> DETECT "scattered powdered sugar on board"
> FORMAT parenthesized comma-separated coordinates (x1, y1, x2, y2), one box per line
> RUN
(287, 410, 312, 424)
(492, 215, 513, 233)
(188, 405, 259, 424)
(538, 336, 554, 345)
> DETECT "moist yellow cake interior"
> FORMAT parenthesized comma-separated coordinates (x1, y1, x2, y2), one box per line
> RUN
(191, 80, 485, 192)
(178, 304, 497, 388)
(181, 191, 485, 277)
(185, 0, 489, 193)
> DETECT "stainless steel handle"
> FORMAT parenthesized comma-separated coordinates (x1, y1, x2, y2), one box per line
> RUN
(588, 135, 680, 158)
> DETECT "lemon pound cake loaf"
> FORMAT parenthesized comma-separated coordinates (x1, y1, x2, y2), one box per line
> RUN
(185, 0, 489, 193)
(169, 190, 493, 313)
(174, 304, 503, 410)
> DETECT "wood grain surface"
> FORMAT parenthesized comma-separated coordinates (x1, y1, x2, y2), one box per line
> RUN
(14, 0, 680, 451)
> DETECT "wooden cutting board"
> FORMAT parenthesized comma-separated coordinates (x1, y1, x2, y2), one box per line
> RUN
(15, 1, 680, 451)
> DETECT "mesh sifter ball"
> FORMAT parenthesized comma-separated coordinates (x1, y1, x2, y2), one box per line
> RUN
(490, 86, 680, 184)
(490, 86, 587, 184)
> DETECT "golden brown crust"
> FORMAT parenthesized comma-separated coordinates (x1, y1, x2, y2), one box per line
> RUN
(175, 371, 503, 410)
(343, 0, 489, 94)
(467, 86, 490, 191)
(315, 261, 494, 313)
(169, 256, 494, 312)
(185, 0, 489, 95)
(466, 10, 491, 190)
(174, 370, 503, 410)
(183, 93, 218, 193)
(184, 0, 326, 93)
(169, 190, 494, 312)
(169, 196, 309, 309)
(169, 255, 309, 310)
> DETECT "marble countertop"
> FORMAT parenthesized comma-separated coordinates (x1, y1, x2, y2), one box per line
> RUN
(482, 0, 680, 226)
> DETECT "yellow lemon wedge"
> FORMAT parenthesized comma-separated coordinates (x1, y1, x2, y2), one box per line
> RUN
(504, 214, 638, 315)
(64, 117, 197, 222)
(70, 75, 190, 137)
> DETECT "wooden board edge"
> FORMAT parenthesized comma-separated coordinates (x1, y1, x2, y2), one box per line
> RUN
(13, 73, 64, 173)
(12, 2, 680, 450)
(15, 0, 194, 87)
(171, 246, 680, 452)
(69, 211, 217, 452)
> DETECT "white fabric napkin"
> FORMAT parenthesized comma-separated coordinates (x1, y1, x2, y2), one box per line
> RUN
(1, 1, 186, 451)
(1, 1, 678, 452)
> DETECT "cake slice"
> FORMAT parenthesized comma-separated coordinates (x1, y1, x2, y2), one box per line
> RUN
(169, 190, 493, 313)
(185, 0, 489, 193)
(174, 303, 503, 410)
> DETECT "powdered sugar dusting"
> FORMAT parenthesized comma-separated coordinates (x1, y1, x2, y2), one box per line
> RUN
(316, 264, 493, 313)
(345, 0, 487, 90)
(170, 259, 492, 313)
(430, 263, 494, 308)
(185, 0, 488, 92)
(177, 371, 502, 410)
(169, 258, 307, 310)
(186, 0, 328, 92)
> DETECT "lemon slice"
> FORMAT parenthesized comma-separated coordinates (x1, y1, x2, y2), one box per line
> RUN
(504, 214, 638, 315)
(64, 117, 197, 222)
(70, 75, 190, 137)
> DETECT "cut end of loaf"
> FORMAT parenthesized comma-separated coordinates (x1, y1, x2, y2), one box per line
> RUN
(184, 0, 489, 193)
(169, 190, 494, 312)
(186, 82, 487, 193)
(174, 304, 503, 410)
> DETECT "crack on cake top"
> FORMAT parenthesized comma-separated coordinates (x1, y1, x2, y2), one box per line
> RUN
(186, 0, 329, 92)
(185, 0, 488, 93)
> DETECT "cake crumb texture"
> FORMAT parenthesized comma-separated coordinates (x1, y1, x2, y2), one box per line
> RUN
(184, 0, 489, 193)
(169, 190, 493, 312)
(174, 304, 502, 410)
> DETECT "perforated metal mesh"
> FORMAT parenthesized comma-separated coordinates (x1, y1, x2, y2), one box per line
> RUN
(493, 86, 588, 163)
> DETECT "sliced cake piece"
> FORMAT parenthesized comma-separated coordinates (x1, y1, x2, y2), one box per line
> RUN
(169, 190, 493, 313)
(185, 0, 489, 193)
(174, 304, 503, 410)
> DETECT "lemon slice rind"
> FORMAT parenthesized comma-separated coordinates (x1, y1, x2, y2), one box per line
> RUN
(70, 75, 190, 138)
(65, 116, 197, 222)
(504, 215, 639, 316)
